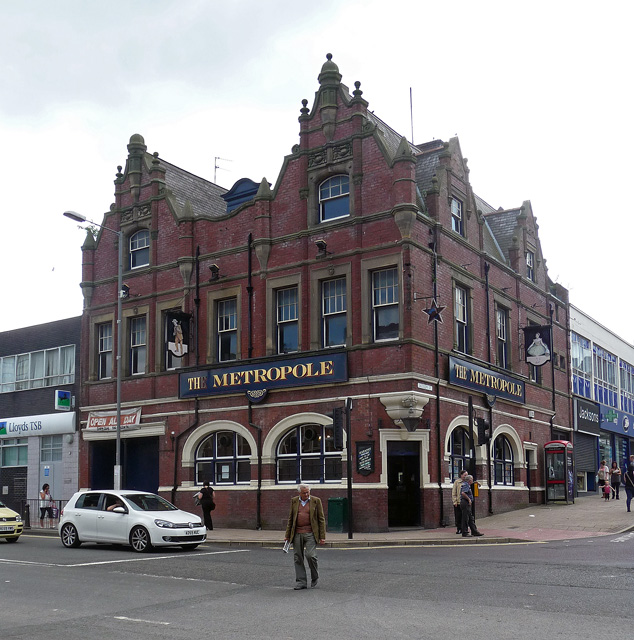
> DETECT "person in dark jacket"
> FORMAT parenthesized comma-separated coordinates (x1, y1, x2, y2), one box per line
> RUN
(624, 455, 634, 513)
(197, 481, 215, 530)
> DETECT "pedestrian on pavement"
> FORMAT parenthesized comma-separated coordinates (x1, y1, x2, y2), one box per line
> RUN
(624, 462, 634, 513)
(597, 460, 609, 498)
(610, 461, 621, 500)
(196, 481, 215, 530)
(284, 484, 326, 590)
(452, 469, 468, 534)
(39, 483, 54, 528)
(460, 475, 483, 538)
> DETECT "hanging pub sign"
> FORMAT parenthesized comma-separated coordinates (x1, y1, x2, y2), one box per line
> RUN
(166, 311, 190, 365)
(522, 325, 552, 366)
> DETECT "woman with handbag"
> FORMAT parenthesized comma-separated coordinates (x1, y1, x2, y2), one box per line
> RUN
(197, 481, 215, 530)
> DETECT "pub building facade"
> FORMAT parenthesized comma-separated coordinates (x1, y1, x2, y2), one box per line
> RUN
(74, 55, 571, 530)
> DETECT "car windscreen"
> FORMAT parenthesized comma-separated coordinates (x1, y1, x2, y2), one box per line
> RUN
(0, 501, 6, 509)
(123, 494, 177, 512)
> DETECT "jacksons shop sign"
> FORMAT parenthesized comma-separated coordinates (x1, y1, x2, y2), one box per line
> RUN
(449, 356, 525, 404)
(179, 352, 348, 399)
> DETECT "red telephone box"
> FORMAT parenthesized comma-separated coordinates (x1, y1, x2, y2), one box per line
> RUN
(545, 440, 574, 504)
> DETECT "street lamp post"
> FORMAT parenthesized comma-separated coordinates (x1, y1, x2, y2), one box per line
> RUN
(64, 211, 124, 490)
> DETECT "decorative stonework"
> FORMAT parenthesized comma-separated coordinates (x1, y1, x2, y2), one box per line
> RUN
(380, 392, 430, 431)
(333, 143, 352, 161)
(308, 151, 326, 168)
(121, 204, 151, 224)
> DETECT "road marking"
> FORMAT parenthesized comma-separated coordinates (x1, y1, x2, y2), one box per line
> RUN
(611, 532, 634, 543)
(0, 549, 248, 568)
(334, 541, 546, 550)
(114, 616, 170, 625)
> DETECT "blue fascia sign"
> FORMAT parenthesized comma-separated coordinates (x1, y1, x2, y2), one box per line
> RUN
(449, 355, 525, 404)
(179, 351, 348, 399)
(598, 404, 633, 436)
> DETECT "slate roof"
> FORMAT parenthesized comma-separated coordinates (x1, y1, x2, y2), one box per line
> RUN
(158, 156, 229, 219)
(367, 111, 418, 162)
(482, 207, 522, 262)
(413, 140, 444, 193)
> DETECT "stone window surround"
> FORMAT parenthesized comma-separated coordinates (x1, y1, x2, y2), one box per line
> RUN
(206, 286, 242, 363)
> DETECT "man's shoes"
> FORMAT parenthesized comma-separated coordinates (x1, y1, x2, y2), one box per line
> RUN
(311, 579, 319, 588)
(455, 530, 462, 535)
(294, 584, 307, 590)
(472, 531, 484, 537)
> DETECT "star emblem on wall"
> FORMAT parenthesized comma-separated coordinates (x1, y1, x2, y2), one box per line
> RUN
(423, 299, 445, 324)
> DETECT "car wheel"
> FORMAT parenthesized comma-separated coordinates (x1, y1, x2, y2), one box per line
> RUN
(130, 526, 153, 552)
(60, 523, 81, 548)
(181, 544, 199, 550)
(6, 537, 19, 543)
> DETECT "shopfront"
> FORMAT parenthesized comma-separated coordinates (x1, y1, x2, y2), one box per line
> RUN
(0, 412, 77, 512)
(573, 397, 600, 493)
(598, 405, 632, 473)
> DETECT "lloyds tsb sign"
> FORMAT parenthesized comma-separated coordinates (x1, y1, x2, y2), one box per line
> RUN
(179, 351, 348, 399)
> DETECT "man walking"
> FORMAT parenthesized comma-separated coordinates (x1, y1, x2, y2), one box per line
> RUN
(452, 469, 468, 534)
(460, 475, 484, 537)
(624, 455, 634, 513)
(285, 484, 326, 590)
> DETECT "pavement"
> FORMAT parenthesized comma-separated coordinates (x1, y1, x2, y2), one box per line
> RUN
(25, 493, 634, 547)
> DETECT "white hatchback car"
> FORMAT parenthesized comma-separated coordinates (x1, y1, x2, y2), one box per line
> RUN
(59, 490, 205, 552)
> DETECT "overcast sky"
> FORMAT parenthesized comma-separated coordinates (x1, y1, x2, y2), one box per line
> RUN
(1, 1, 632, 345)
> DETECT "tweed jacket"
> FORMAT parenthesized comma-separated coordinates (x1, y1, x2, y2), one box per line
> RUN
(285, 495, 326, 541)
(451, 478, 463, 507)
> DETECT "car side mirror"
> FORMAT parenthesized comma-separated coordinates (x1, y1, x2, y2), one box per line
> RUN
(112, 506, 127, 514)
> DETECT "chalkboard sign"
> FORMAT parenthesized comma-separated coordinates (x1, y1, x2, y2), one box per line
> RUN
(356, 441, 374, 476)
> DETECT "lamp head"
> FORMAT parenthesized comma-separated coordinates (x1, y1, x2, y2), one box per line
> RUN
(63, 211, 87, 223)
(209, 264, 220, 281)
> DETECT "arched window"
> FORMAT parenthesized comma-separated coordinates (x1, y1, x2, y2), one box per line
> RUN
(276, 423, 342, 483)
(195, 430, 251, 485)
(319, 175, 350, 222)
(449, 427, 471, 480)
(129, 229, 150, 269)
(493, 435, 514, 485)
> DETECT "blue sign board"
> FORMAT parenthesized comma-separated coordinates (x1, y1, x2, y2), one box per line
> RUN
(179, 352, 348, 399)
(449, 356, 525, 404)
(598, 404, 633, 436)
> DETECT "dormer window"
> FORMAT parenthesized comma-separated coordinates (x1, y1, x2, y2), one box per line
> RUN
(526, 250, 535, 282)
(319, 175, 350, 222)
(130, 230, 150, 269)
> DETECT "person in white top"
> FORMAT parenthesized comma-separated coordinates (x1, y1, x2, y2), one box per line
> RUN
(39, 483, 54, 527)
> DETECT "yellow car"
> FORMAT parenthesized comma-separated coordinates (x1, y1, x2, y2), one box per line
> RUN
(0, 500, 23, 543)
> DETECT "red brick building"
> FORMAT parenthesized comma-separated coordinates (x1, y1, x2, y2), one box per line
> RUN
(76, 55, 571, 531)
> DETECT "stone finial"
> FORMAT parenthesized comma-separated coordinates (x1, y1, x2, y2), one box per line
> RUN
(353, 81, 363, 98)
(300, 99, 309, 116)
(318, 53, 342, 86)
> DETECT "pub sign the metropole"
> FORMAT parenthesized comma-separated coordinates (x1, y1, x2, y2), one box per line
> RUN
(179, 352, 348, 399)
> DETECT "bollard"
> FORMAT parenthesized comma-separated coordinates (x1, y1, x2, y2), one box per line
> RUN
(23, 502, 31, 529)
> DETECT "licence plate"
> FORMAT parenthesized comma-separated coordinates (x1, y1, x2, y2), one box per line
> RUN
(184, 529, 200, 536)
(0, 526, 13, 532)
